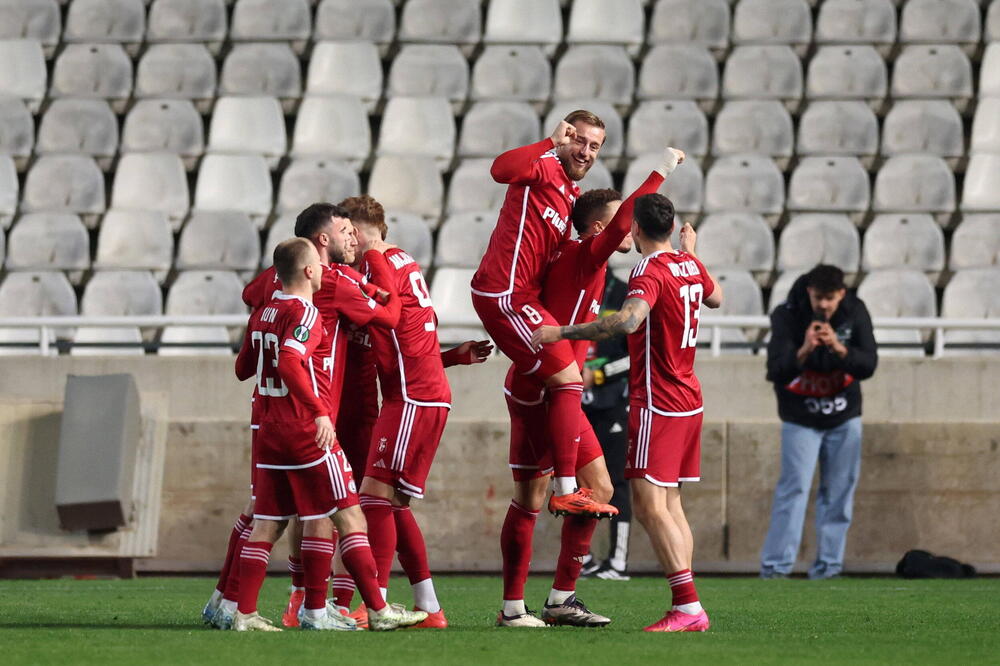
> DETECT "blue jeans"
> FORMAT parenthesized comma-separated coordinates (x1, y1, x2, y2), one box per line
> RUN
(760, 417, 862, 579)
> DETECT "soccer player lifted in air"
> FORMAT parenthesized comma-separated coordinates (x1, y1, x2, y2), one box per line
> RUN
(498, 148, 685, 628)
(532, 193, 723, 633)
(350, 207, 493, 629)
(472, 110, 617, 517)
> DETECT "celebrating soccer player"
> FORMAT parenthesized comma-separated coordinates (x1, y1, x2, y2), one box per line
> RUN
(532, 193, 723, 633)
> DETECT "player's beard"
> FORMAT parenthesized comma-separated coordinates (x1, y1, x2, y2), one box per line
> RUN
(562, 158, 592, 182)
(329, 245, 354, 266)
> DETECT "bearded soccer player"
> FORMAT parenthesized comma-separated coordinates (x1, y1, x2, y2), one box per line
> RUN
(498, 149, 685, 627)
(472, 111, 616, 516)
(532, 193, 723, 633)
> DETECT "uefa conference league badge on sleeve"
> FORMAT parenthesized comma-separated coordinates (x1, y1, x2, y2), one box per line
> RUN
(293, 326, 310, 343)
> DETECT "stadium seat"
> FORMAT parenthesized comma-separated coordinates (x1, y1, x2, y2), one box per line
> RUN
(806, 46, 887, 108)
(387, 45, 469, 107)
(158, 326, 233, 356)
(276, 158, 360, 216)
(722, 45, 803, 108)
(194, 154, 273, 224)
(777, 214, 861, 276)
(0, 155, 17, 229)
(166, 270, 247, 316)
(814, 0, 897, 51)
(146, 0, 227, 51)
(398, 0, 482, 50)
(82, 270, 163, 316)
(577, 159, 616, 192)
(862, 214, 945, 276)
(385, 212, 434, 269)
(796, 101, 879, 163)
(207, 96, 287, 168)
(458, 101, 541, 159)
(623, 153, 704, 216)
(787, 157, 871, 219)
(767, 269, 805, 312)
(471, 46, 552, 108)
(961, 155, 1000, 212)
(873, 155, 956, 220)
(554, 46, 635, 109)
(435, 211, 495, 269)
(22, 155, 105, 224)
(314, 0, 396, 55)
(648, 0, 730, 53)
(899, 0, 981, 50)
(483, 0, 563, 55)
(971, 98, 1000, 154)
(230, 0, 311, 52)
(711, 101, 793, 165)
(709, 268, 765, 351)
(446, 159, 508, 216)
(111, 153, 189, 228)
(891, 45, 973, 109)
(881, 100, 964, 162)
(941, 268, 1000, 352)
(121, 99, 205, 167)
(638, 45, 719, 107)
(5, 213, 90, 279)
(291, 96, 370, 170)
(50, 44, 133, 112)
(696, 212, 775, 283)
(0, 97, 35, 168)
(732, 0, 812, 52)
(704, 155, 784, 220)
(71, 326, 145, 356)
(949, 214, 1000, 269)
(176, 211, 261, 273)
(135, 44, 218, 112)
(367, 156, 444, 225)
(261, 214, 295, 268)
(0, 39, 46, 112)
(306, 41, 383, 113)
(63, 0, 145, 54)
(377, 96, 456, 169)
(220, 43, 301, 107)
(626, 101, 709, 160)
(857, 269, 937, 355)
(0, 271, 77, 353)
(544, 100, 624, 166)
(0, 0, 61, 57)
(94, 210, 174, 276)
(430, 267, 485, 344)
(988, 0, 1000, 43)
(566, 0, 645, 56)
(35, 99, 118, 168)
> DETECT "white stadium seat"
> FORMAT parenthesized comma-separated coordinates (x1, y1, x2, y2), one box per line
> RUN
(367, 156, 444, 224)
(176, 211, 260, 272)
(857, 269, 937, 355)
(82, 270, 163, 316)
(166, 270, 247, 316)
(862, 214, 945, 274)
(385, 212, 434, 269)
(94, 210, 174, 275)
(873, 155, 956, 218)
(446, 159, 508, 216)
(112, 153, 189, 227)
(722, 45, 803, 107)
(696, 212, 775, 281)
(711, 269, 764, 345)
(949, 215, 1000, 269)
(796, 101, 879, 161)
(121, 100, 205, 165)
(806, 46, 887, 107)
(711, 101, 793, 163)
(35, 99, 118, 167)
(261, 214, 295, 268)
(941, 269, 1000, 352)
(623, 153, 704, 216)
(638, 45, 719, 106)
(648, 0, 730, 52)
(882, 100, 964, 161)
(71, 326, 145, 356)
(50, 44, 133, 111)
(777, 214, 861, 275)
(275, 158, 360, 216)
(471, 46, 552, 108)
(704, 155, 784, 219)
(64, 0, 144, 53)
(376, 96, 456, 169)
(544, 100, 624, 165)
(768, 270, 806, 312)
(291, 96, 371, 169)
(627, 101, 709, 161)
(566, 0, 645, 56)
(220, 43, 301, 105)
(554, 46, 635, 108)
(207, 96, 286, 168)
(0, 155, 17, 229)
(0, 0, 61, 56)
(147, 0, 227, 50)
(230, 0, 311, 51)
(387, 45, 469, 106)
(6, 213, 90, 276)
(961, 155, 1000, 212)
(0, 97, 34, 167)
(900, 0, 981, 49)
(398, 0, 482, 49)
(158, 326, 233, 356)
(815, 0, 897, 50)
(971, 99, 1000, 154)
(483, 0, 563, 55)
(135, 44, 217, 111)
(315, 0, 396, 54)
(732, 0, 812, 51)
(787, 157, 871, 218)
(0, 39, 46, 112)
(22, 155, 105, 222)
(306, 42, 383, 113)
(0, 271, 77, 318)
(891, 45, 973, 108)
(988, 0, 1000, 43)
(577, 159, 615, 192)
(194, 154, 273, 223)
(459, 101, 541, 159)
(435, 211, 496, 269)
(430, 267, 485, 344)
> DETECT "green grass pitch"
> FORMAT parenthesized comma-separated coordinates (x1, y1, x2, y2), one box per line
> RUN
(1, 575, 997, 665)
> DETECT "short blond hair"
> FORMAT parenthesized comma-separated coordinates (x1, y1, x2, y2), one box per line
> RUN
(564, 109, 605, 131)
(273, 238, 315, 286)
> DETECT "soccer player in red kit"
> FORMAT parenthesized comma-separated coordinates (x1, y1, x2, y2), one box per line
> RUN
(499, 148, 686, 627)
(472, 110, 613, 515)
(533, 193, 723, 633)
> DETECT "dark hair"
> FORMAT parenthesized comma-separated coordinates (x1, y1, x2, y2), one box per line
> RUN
(571, 188, 621, 234)
(294, 203, 350, 239)
(273, 238, 314, 286)
(339, 195, 387, 239)
(805, 264, 846, 293)
(632, 193, 675, 242)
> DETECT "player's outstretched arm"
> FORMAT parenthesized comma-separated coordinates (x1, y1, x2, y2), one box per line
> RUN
(441, 339, 494, 367)
(490, 121, 573, 185)
(532, 297, 651, 347)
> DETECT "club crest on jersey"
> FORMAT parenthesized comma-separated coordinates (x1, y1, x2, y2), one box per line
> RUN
(293, 325, 310, 342)
(542, 206, 567, 234)
(378, 437, 387, 453)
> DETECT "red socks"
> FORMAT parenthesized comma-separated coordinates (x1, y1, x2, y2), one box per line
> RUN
(331, 574, 355, 609)
(553, 515, 598, 592)
(547, 384, 584, 478)
(668, 569, 699, 607)
(339, 532, 387, 612)
(360, 494, 396, 588)
(223, 523, 252, 602)
(287, 555, 304, 589)
(300, 537, 335, 611)
(501, 500, 539, 600)
(393, 505, 431, 585)
(237, 541, 272, 614)
(216, 513, 250, 593)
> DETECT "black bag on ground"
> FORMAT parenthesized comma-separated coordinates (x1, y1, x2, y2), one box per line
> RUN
(895, 550, 977, 579)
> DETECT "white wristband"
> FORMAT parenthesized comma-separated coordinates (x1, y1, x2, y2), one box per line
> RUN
(655, 147, 681, 177)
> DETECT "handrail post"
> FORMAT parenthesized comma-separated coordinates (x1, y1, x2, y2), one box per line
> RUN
(39, 325, 49, 355)
(711, 326, 721, 357)
(933, 327, 945, 358)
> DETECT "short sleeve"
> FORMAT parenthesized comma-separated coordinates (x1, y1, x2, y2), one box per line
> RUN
(626, 270, 662, 309)
(280, 305, 323, 358)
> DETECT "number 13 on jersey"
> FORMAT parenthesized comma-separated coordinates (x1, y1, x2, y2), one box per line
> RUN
(678, 283, 704, 349)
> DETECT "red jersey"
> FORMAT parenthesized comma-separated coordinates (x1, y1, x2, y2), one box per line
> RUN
(626, 250, 715, 416)
(368, 248, 451, 406)
(341, 320, 379, 422)
(471, 139, 580, 298)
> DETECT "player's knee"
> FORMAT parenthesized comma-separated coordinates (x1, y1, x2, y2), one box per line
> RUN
(545, 363, 583, 387)
(334, 505, 367, 534)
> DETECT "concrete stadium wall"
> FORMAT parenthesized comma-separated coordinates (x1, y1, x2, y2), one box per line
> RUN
(0, 356, 998, 573)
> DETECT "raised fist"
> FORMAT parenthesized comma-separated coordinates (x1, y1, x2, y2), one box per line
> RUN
(679, 222, 697, 255)
(657, 147, 686, 177)
(549, 121, 577, 148)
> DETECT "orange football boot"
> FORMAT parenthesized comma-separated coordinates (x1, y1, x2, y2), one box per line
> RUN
(548, 488, 619, 518)
(281, 589, 305, 627)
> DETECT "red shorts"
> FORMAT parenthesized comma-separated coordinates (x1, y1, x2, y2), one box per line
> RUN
(626, 406, 703, 487)
(337, 408, 376, 482)
(472, 292, 576, 379)
(365, 400, 448, 499)
(505, 390, 603, 482)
